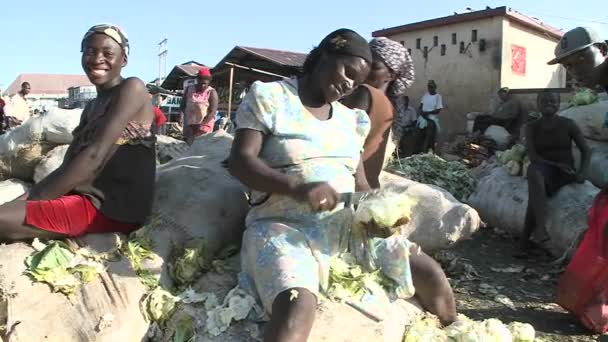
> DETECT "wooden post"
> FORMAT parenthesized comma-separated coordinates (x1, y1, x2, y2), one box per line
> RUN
(227, 67, 235, 123)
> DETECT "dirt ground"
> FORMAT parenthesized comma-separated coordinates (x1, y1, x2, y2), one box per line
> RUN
(440, 226, 599, 342)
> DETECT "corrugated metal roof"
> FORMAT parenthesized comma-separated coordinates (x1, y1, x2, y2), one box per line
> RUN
(237, 47, 307, 67)
(373, 6, 563, 40)
(4, 73, 92, 96)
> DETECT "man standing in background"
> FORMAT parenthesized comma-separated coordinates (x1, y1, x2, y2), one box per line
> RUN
(418, 80, 443, 152)
(5, 82, 32, 128)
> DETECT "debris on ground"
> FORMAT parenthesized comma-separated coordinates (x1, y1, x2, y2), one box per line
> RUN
(387, 153, 476, 202)
(205, 286, 261, 337)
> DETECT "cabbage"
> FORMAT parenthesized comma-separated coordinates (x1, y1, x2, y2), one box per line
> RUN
(140, 288, 181, 322)
(354, 191, 416, 232)
(570, 88, 599, 107)
(508, 322, 535, 342)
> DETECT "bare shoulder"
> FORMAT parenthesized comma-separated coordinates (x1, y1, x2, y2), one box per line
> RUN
(119, 77, 147, 95)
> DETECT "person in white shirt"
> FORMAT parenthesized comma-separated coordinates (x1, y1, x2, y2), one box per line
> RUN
(5, 82, 31, 128)
(417, 80, 443, 152)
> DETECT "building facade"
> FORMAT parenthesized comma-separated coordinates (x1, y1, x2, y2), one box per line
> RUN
(373, 6, 565, 138)
(67, 85, 97, 109)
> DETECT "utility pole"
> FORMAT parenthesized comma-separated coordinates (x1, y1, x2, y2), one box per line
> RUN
(158, 38, 168, 86)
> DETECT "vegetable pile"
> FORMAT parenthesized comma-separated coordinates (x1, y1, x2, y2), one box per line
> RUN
(387, 153, 476, 202)
(496, 144, 530, 177)
(403, 314, 536, 342)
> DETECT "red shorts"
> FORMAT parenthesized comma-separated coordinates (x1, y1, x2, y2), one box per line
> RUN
(25, 195, 139, 237)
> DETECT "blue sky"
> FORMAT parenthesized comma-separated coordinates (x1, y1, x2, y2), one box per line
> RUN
(0, 0, 605, 89)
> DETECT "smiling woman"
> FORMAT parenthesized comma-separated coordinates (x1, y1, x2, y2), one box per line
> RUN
(0, 24, 156, 241)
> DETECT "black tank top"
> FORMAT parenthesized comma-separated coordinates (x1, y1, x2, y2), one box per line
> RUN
(530, 116, 574, 167)
(66, 93, 156, 224)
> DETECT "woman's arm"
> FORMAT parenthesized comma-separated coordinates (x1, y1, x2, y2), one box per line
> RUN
(28, 78, 149, 200)
(228, 129, 299, 195)
(228, 129, 338, 211)
(203, 88, 219, 124)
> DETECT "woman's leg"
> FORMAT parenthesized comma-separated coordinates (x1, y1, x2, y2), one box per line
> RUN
(265, 287, 317, 342)
(409, 246, 456, 326)
(0, 200, 64, 242)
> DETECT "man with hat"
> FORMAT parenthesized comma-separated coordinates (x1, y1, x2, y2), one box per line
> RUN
(180, 67, 218, 145)
(548, 26, 608, 91)
(472, 86, 524, 135)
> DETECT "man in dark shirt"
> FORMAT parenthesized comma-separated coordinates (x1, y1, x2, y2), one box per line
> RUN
(548, 27, 608, 92)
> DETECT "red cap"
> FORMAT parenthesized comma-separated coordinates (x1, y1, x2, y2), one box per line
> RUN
(198, 67, 212, 78)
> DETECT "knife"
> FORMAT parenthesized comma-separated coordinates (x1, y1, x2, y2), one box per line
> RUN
(338, 190, 376, 207)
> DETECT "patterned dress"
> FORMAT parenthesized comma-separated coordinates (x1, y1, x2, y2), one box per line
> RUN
(236, 78, 415, 316)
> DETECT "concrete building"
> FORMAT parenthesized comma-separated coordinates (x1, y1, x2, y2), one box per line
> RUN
(67, 85, 97, 109)
(3, 74, 92, 112)
(373, 6, 565, 138)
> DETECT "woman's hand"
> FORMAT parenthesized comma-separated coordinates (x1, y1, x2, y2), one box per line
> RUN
(291, 182, 338, 212)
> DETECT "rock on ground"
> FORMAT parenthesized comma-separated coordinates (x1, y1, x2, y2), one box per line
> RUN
(468, 166, 599, 257)
(33, 145, 68, 183)
(0, 179, 30, 205)
(379, 172, 481, 253)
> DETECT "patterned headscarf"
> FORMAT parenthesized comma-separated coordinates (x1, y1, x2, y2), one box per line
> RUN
(369, 37, 415, 97)
(81, 24, 130, 56)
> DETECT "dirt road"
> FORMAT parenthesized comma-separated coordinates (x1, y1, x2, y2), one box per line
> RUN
(442, 227, 598, 341)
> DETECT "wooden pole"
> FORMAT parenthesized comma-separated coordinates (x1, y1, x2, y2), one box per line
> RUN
(227, 66, 235, 123)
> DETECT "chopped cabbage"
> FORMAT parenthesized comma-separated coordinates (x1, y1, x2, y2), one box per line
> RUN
(205, 287, 259, 336)
(172, 240, 207, 288)
(508, 322, 535, 342)
(25, 240, 104, 295)
(140, 288, 181, 322)
(327, 254, 391, 302)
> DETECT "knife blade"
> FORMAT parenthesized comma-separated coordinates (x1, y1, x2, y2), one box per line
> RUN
(338, 191, 375, 207)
